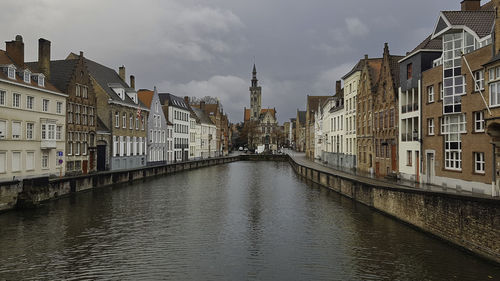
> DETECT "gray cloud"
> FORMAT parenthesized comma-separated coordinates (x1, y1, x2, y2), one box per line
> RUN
(0, 0, 464, 123)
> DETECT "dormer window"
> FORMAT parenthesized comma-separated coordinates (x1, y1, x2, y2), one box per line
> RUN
(38, 75, 45, 87)
(23, 71, 31, 83)
(7, 66, 15, 79)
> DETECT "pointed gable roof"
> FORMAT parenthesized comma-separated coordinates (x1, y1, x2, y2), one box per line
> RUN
(432, 10, 495, 39)
(137, 89, 154, 108)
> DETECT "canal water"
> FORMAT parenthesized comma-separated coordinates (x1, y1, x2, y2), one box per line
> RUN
(0, 161, 498, 280)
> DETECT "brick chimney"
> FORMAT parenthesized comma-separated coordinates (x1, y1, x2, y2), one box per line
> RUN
(336, 80, 341, 95)
(200, 101, 206, 110)
(130, 75, 135, 89)
(38, 38, 51, 80)
(119, 66, 125, 81)
(461, 0, 481, 11)
(6, 35, 24, 67)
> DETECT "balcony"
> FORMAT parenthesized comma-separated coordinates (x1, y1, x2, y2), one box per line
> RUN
(41, 139, 56, 149)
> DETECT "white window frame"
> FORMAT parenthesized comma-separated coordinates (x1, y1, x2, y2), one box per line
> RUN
(42, 151, 49, 169)
(474, 152, 485, 174)
(26, 96, 34, 110)
(474, 111, 485, 132)
(8, 67, 15, 79)
(42, 99, 49, 112)
(26, 122, 34, 140)
(427, 85, 434, 103)
(13, 93, 20, 108)
(26, 151, 34, 171)
(11, 121, 21, 140)
(428, 118, 434, 136)
(0, 90, 5, 106)
(474, 70, 484, 91)
(115, 112, 120, 128)
(56, 102, 62, 114)
(12, 151, 21, 172)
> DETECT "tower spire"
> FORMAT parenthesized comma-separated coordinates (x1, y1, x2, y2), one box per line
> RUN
(252, 64, 258, 87)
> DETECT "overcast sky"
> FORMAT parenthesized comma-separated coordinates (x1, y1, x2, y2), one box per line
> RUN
(1, 0, 468, 123)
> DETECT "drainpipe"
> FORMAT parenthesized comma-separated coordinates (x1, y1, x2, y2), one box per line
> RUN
(493, 143, 497, 196)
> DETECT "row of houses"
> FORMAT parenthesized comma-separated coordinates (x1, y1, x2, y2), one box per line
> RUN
(0, 35, 231, 183)
(292, 0, 500, 196)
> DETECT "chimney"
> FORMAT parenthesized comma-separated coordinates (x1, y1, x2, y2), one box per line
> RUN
(461, 0, 481, 11)
(200, 100, 206, 110)
(130, 75, 135, 89)
(384, 42, 389, 55)
(184, 96, 190, 105)
(364, 54, 368, 60)
(119, 66, 125, 81)
(336, 80, 342, 95)
(6, 35, 24, 67)
(38, 38, 51, 80)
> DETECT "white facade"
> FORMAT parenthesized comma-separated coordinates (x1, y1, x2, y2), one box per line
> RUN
(342, 68, 360, 160)
(399, 85, 421, 182)
(314, 103, 324, 160)
(0, 69, 67, 182)
(189, 116, 199, 159)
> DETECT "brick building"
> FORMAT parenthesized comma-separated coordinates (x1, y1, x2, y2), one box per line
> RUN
(28, 45, 97, 175)
(356, 55, 382, 174)
(421, 0, 497, 195)
(372, 43, 404, 177)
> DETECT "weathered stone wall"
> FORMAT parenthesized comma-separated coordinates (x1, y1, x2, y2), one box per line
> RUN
(289, 157, 500, 264)
(0, 181, 22, 212)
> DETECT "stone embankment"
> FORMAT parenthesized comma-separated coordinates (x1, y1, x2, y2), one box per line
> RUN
(288, 156, 500, 265)
(0, 156, 240, 212)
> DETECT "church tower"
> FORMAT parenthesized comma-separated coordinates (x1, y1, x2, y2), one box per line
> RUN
(249, 64, 262, 121)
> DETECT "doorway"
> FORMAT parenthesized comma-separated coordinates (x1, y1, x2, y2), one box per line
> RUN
(426, 152, 435, 184)
(97, 145, 106, 171)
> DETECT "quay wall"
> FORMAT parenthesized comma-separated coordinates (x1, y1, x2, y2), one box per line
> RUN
(5, 156, 239, 211)
(288, 157, 500, 265)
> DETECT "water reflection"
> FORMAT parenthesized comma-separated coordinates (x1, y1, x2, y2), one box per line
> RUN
(0, 162, 498, 281)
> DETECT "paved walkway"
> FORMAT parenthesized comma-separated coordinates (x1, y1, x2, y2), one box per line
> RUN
(285, 150, 499, 200)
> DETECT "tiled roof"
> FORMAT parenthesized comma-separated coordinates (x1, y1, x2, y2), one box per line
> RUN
(244, 108, 276, 122)
(26, 59, 79, 93)
(158, 93, 190, 110)
(389, 55, 405, 89)
(409, 35, 443, 54)
(137, 89, 154, 108)
(342, 59, 364, 80)
(307, 96, 330, 113)
(79, 54, 147, 109)
(481, 1, 494, 11)
(441, 10, 495, 38)
(0, 50, 62, 94)
(192, 107, 214, 125)
(366, 59, 383, 87)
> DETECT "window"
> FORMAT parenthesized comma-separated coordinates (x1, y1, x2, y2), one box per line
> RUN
(489, 81, 500, 107)
(68, 132, 73, 155)
(68, 103, 73, 124)
(75, 105, 80, 124)
(76, 84, 80, 97)
(12, 121, 21, 140)
(428, 118, 434, 135)
(26, 96, 34, 109)
(442, 114, 466, 170)
(115, 112, 120, 128)
(56, 125, 62, 140)
(24, 71, 30, 83)
(26, 122, 34, 140)
(129, 115, 133, 129)
(8, 67, 15, 79)
(42, 151, 49, 169)
(0, 152, 5, 173)
(474, 152, 485, 173)
(57, 102, 62, 114)
(407, 63, 413, 79)
(0, 120, 6, 139)
(0, 90, 5, 105)
(12, 152, 20, 172)
(474, 70, 484, 91)
(439, 82, 443, 100)
(135, 117, 139, 130)
(474, 111, 485, 132)
(427, 86, 434, 103)
(38, 75, 44, 87)
(122, 114, 126, 128)
(26, 152, 34, 171)
(13, 93, 20, 108)
(82, 86, 88, 98)
(407, 151, 412, 166)
(42, 99, 49, 112)
(41, 123, 56, 140)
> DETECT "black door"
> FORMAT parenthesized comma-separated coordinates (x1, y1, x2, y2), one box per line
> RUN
(97, 145, 106, 171)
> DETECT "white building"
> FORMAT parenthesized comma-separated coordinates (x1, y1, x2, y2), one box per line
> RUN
(189, 110, 198, 159)
(192, 107, 217, 158)
(159, 93, 190, 162)
(342, 62, 362, 168)
(138, 87, 168, 165)
(0, 36, 67, 182)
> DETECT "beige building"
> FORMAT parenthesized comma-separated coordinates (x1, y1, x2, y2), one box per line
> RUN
(342, 60, 363, 167)
(0, 36, 67, 182)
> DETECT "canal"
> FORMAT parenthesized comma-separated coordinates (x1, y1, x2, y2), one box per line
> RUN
(0, 161, 498, 280)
